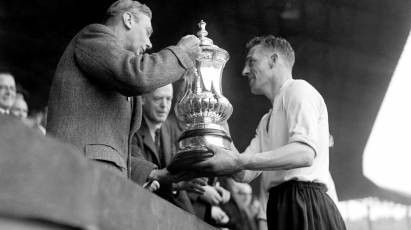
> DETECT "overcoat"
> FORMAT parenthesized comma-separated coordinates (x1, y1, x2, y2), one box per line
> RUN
(47, 24, 194, 183)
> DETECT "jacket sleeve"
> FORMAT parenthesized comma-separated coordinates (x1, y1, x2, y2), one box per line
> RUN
(74, 25, 195, 96)
(129, 133, 157, 185)
(129, 154, 157, 185)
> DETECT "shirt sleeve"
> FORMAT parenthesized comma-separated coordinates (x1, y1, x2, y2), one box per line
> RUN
(234, 117, 267, 183)
(284, 82, 322, 156)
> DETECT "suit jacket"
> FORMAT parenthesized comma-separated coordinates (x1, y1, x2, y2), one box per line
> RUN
(46, 23, 194, 184)
(131, 118, 194, 214)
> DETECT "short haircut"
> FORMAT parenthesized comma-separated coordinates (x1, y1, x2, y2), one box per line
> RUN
(106, 0, 152, 22)
(246, 35, 295, 67)
(0, 72, 14, 79)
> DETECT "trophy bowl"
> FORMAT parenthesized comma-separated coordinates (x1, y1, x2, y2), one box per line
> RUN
(168, 20, 233, 173)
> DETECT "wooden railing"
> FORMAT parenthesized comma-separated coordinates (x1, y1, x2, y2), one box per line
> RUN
(0, 115, 215, 230)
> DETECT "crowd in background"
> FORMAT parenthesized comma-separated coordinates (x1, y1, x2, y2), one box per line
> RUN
(0, 72, 46, 135)
(0, 71, 266, 230)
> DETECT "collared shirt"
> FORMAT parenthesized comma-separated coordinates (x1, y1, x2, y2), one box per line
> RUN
(143, 116, 162, 142)
(241, 79, 330, 192)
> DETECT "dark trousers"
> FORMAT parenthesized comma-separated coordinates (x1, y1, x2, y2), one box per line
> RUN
(267, 180, 346, 230)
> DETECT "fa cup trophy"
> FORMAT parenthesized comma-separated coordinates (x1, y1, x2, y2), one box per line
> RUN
(168, 20, 233, 173)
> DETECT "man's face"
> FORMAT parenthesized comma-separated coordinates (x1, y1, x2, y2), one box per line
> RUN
(10, 96, 28, 119)
(235, 183, 252, 206)
(128, 13, 153, 55)
(143, 85, 173, 124)
(0, 74, 16, 110)
(241, 44, 273, 95)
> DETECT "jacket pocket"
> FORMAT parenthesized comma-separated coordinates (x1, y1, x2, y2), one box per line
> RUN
(84, 144, 127, 170)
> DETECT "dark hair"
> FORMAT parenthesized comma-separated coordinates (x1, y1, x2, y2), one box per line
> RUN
(246, 35, 295, 67)
(106, 0, 152, 21)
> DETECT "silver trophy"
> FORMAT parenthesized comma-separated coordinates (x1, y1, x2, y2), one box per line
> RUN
(168, 20, 233, 172)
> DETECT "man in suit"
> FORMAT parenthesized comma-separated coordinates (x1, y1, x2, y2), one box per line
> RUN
(0, 73, 16, 115)
(132, 84, 206, 213)
(46, 0, 201, 184)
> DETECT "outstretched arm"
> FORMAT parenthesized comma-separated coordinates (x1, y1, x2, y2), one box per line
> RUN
(193, 142, 314, 178)
(74, 25, 197, 96)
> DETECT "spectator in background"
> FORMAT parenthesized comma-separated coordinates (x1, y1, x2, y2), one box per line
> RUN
(197, 181, 231, 226)
(219, 179, 264, 230)
(0, 73, 16, 115)
(131, 84, 207, 213)
(10, 93, 28, 119)
(9, 91, 47, 135)
(29, 108, 47, 135)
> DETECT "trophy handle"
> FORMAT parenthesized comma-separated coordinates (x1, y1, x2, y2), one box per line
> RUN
(174, 68, 196, 122)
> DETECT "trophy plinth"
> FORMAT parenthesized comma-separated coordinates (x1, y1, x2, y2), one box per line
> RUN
(168, 20, 232, 173)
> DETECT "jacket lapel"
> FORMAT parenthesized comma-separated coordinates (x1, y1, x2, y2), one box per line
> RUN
(160, 126, 172, 166)
(139, 119, 161, 166)
(129, 96, 143, 142)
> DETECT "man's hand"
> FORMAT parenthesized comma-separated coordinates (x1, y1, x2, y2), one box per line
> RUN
(215, 182, 231, 204)
(211, 206, 229, 225)
(148, 168, 176, 184)
(143, 180, 160, 192)
(177, 35, 201, 61)
(149, 168, 204, 184)
(173, 177, 208, 194)
(193, 144, 243, 176)
(199, 185, 223, 206)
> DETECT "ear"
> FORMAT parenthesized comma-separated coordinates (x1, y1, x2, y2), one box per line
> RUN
(269, 53, 278, 69)
(122, 12, 134, 30)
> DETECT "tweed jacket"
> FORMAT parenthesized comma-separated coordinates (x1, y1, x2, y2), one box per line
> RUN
(46, 23, 194, 183)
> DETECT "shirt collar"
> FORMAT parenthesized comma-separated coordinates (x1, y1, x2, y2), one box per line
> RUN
(279, 78, 293, 92)
(143, 115, 162, 141)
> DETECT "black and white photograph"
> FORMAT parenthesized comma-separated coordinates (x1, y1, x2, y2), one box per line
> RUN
(0, 0, 411, 229)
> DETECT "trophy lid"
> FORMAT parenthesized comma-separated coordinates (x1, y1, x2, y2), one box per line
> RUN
(196, 20, 229, 60)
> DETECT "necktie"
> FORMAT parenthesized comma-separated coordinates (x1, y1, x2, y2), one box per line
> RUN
(154, 129, 161, 152)
(154, 129, 165, 167)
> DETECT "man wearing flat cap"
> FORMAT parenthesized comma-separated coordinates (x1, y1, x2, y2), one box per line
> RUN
(47, 0, 200, 185)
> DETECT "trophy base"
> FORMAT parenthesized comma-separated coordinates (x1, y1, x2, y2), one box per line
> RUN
(167, 128, 232, 173)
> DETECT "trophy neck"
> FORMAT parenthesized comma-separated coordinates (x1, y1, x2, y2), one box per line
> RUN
(175, 20, 232, 127)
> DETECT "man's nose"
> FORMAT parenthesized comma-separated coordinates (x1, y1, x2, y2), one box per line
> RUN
(159, 99, 167, 107)
(146, 40, 152, 50)
(241, 65, 250, 77)
(4, 87, 13, 94)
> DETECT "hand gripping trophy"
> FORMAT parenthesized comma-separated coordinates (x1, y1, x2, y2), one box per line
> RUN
(168, 20, 233, 172)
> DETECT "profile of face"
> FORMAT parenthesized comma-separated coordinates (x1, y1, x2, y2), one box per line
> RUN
(242, 44, 274, 95)
(124, 12, 153, 55)
(142, 84, 173, 124)
(0, 74, 16, 111)
(234, 182, 252, 206)
(10, 96, 28, 119)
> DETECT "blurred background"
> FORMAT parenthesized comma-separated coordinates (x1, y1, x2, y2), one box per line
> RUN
(1, 0, 411, 229)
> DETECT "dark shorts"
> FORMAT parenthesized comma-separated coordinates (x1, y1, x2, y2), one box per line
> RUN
(267, 180, 346, 230)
